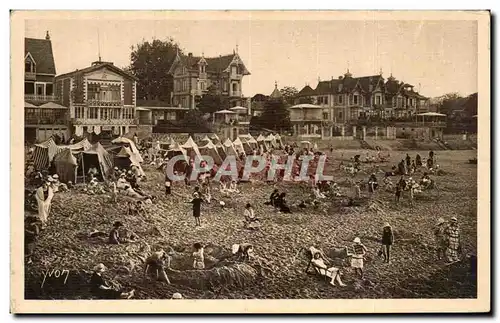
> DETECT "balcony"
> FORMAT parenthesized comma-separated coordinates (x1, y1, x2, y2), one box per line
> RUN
(87, 99, 123, 107)
(229, 91, 242, 98)
(25, 94, 59, 103)
(25, 111, 68, 125)
(72, 118, 136, 126)
(25, 72, 36, 81)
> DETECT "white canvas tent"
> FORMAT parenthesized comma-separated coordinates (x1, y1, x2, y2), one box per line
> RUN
(274, 134, 284, 148)
(265, 134, 278, 149)
(214, 142, 227, 160)
(199, 141, 223, 165)
(256, 134, 269, 152)
(111, 137, 144, 163)
(165, 141, 189, 161)
(232, 137, 246, 156)
(180, 136, 202, 160)
(223, 138, 239, 158)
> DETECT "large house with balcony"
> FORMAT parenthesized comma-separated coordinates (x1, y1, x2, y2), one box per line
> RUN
(293, 70, 432, 139)
(24, 32, 69, 142)
(167, 50, 250, 109)
(55, 61, 138, 139)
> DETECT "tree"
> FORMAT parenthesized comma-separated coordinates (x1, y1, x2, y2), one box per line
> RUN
(177, 109, 213, 134)
(195, 85, 229, 114)
(279, 86, 299, 106)
(129, 38, 182, 102)
(250, 98, 291, 132)
(437, 92, 463, 115)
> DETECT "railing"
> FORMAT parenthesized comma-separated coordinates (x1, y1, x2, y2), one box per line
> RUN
(72, 118, 136, 125)
(25, 111, 68, 125)
(24, 94, 59, 102)
(25, 72, 36, 80)
(229, 91, 242, 97)
(87, 99, 123, 107)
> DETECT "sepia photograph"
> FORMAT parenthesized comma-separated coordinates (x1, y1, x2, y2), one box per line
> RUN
(10, 10, 490, 313)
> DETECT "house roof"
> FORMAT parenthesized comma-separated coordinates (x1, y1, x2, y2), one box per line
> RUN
(169, 52, 250, 75)
(25, 38, 56, 75)
(297, 85, 315, 96)
(55, 61, 138, 81)
(270, 82, 283, 98)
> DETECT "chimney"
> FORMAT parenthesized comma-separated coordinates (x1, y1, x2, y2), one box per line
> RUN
(338, 76, 343, 80)
(188, 53, 193, 58)
(45, 31, 50, 40)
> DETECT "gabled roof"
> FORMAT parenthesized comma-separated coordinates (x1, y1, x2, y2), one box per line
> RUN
(55, 62, 138, 81)
(297, 85, 315, 96)
(168, 51, 250, 75)
(25, 38, 56, 75)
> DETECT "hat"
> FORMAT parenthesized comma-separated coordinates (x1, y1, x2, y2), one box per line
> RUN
(193, 192, 199, 198)
(451, 217, 458, 222)
(231, 244, 240, 254)
(52, 174, 59, 179)
(46, 176, 55, 182)
(353, 237, 361, 244)
(172, 293, 183, 299)
(94, 263, 106, 272)
(114, 167, 119, 170)
(383, 222, 391, 228)
(436, 218, 445, 225)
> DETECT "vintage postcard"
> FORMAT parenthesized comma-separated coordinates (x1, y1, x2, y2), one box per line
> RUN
(11, 10, 490, 314)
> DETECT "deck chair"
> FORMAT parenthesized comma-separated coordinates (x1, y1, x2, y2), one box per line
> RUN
(304, 247, 331, 282)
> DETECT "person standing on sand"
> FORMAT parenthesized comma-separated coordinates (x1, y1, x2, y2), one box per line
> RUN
(35, 178, 54, 227)
(189, 192, 203, 227)
(350, 237, 367, 278)
(381, 223, 394, 263)
(434, 218, 448, 260)
(444, 217, 461, 263)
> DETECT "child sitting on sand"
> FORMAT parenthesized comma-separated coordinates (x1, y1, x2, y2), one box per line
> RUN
(192, 243, 205, 269)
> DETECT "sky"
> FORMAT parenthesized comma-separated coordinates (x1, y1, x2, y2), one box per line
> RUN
(25, 17, 478, 98)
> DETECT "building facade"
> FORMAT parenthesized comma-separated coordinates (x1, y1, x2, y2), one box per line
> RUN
(55, 61, 138, 138)
(294, 70, 432, 139)
(168, 50, 250, 109)
(25, 32, 69, 142)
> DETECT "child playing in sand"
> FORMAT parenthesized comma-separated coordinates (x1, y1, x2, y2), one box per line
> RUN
(192, 243, 205, 269)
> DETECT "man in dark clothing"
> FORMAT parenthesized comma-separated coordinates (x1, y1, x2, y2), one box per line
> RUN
(190, 192, 203, 226)
(405, 153, 411, 167)
(90, 263, 134, 299)
(108, 221, 123, 244)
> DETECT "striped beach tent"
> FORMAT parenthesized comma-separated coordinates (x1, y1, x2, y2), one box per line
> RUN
(32, 137, 92, 170)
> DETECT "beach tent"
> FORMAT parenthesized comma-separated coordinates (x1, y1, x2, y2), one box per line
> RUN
(52, 148, 78, 183)
(223, 138, 239, 158)
(214, 142, 227, 161)
(165, 141, 188, 160)
(246, 135, 259, 150)
(256, 134, 269, 152)
(200, 135, 212, 144)
(111, 137, 143, 163)
(81, 142, 114, 181)
(32, 137, 91, 170)
(199, 141, 223, 165)
(180, 136, 202, 161)
(265, 134, 278, 149)
(232, 137, 247, 156)
(210, 133, 221, 144)
(114, 146, 145, 176)
(238, 136, 254, 154)
(274, 134, 284, 148)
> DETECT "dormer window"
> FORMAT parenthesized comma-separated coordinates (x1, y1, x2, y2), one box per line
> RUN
(25, 59, 34, 73)
(200, 64, 206, 73)
(338, 84, 343, 92)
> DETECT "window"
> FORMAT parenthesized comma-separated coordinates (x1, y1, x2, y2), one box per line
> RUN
(392, 97, 396, 107)
(323, 112, 328, 120)
(87, 83, 121, 102)
(353, 95, 358, 105)
(324, 96, 328, 105)
(75, 106, 85, 119)
(338, 95, 343, 104)
(25, 82, 34, 95)
(46, 83, 53, 95)
(232, 83, 238, 92)
(375, 95, 381, 105)
(397, 97, 402, 107)
(25, 60, 34, 73)
(223, 81, 228, 92)
(87, 107, 98, 119)
(231, 66, 237, 75)
(338, 112, 343, 119)
(200, 65, 206, 73)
